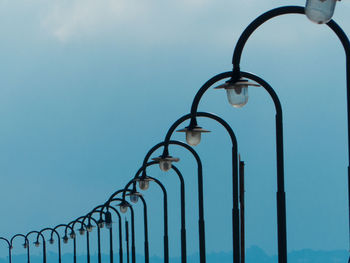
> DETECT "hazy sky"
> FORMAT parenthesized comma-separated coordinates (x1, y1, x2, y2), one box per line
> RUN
(0, 0, 349, 260)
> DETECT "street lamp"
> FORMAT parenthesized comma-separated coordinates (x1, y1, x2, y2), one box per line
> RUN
(68, 218, 91, 263)
(38, 228, 62, 263)
(54, 224, 76, 263)
(94, 204, 124, 263)
(142, 139, 205, 263)
(104, 188, 149, 263)
(122, 168, 170, 263)
(230, 5, 350, 263)
(82, 210, 107, 263)
(159, 112, 240, 263)
(115, 199, 138, 263)
(10, 234, 30, 263)
(0, 237, 11, 263)
(25, 231, 46, 263)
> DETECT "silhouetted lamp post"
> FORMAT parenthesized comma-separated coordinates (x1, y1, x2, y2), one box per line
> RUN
(0, 237, 11, 263)
(38, 228, 61, 263)
(10, 234, 29, 263)
(230, 4, 350, 263)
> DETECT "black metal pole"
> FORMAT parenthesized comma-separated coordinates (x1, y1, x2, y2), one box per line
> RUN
(119, 215, 123, 263)
(239, 159, 245, 263)
(126, 220, 130, 263)
(110, 227, 114, 263)
(139, 196, 149, 263)
(9, 245, 11, 263)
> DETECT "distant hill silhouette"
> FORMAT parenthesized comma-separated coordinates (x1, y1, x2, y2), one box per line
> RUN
(1, 246, 347, 263)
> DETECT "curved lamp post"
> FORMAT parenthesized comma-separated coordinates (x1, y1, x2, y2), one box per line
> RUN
(158, 112, 240, 263)
(0, 237, 11, 263)
(106, 199, 135, 263)
(90, 205, 119, 263)
(221, 5, 350, 263)
(189, 72, 284, 263)
(53, 224, 75, 263)
(38, 228, 61, 263)
(121, 161, 183, 263)
(97, 203, 124, 263)
(10, 234, 29, 263)
(68, 218, 90, 263)
(141, 139, 204, 263)
(82, 210, 105, 263)
(104, 189, 148, 263)
(25, 231, 46, 263)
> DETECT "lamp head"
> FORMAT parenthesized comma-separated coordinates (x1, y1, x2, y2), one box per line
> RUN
(177, 126, 210, 146)
(105, 211, 112, 229)
(86, 223, 94, 232)
(127, 190, 142, 204)
(97, 218, 105, 228)
(62, 236, 69, 244)
(69, 231, 76, 239)
(152, 156, 180, 172)
(137, 176, 153, 191)
(214, 77, 259, 108)
(79, 227, 85, 235)
(305, 0, 338, 24)
(23, 242, 28, 249)
(118, 201, 130, 213)
(34, 241, 40, 247)
(48, 238, 54, 245)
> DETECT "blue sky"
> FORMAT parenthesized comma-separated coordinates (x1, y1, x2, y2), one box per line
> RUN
(0, 0, 349, 259)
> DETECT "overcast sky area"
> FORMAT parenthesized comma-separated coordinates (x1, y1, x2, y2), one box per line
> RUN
(0, 0, 349, 260)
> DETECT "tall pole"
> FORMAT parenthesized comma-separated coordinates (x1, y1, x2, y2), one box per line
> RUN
(126, 220, 130, 263)
(239, 159, 245, 263)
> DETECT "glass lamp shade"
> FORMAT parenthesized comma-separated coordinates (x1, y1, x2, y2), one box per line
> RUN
(86, 224, 93, 232)
(23, 243, 28, 249)
(69, 232, 76, 239)
(106, 222, 112, 229)
(120, 204, 128, 213)
(34, 241, 40, 247)
(186, 130, 201, 146)
(129, 194, 139, 203)
(49, 238, 54, 245)
(152, 156, 180, 172)
(214, 78, 259, 108)
(160, 159, 172, 171)
(79, 228, 85, 235)
(226, 86, 248, 108)
(97, 221, 104, 229)
(63, 236, 69, 244)
(177, 126, 210, 146)
(305, 0, 337, 24)
(139, 179, 150, 190)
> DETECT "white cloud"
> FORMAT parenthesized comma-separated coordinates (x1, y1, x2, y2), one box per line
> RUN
(41, 0, 278, 43)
